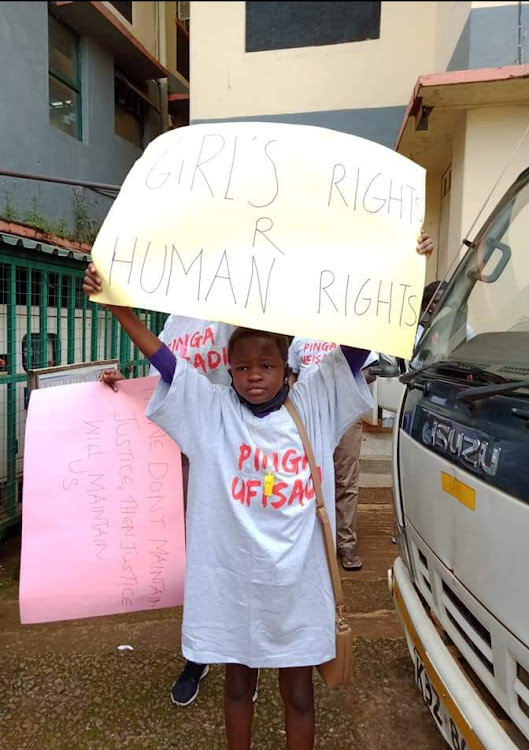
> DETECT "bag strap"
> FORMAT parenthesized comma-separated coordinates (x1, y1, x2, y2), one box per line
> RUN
(284, 397, 344, 613)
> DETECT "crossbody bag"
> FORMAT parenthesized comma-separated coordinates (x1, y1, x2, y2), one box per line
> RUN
(284, 397, 353, 686)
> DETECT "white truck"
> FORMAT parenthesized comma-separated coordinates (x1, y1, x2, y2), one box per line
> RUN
(384, 167, 529, 749)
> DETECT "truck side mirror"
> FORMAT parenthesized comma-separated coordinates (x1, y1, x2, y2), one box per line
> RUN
(368, 364, 401, 379)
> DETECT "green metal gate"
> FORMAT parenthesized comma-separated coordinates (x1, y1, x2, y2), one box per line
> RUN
(0, 235, 167, 535)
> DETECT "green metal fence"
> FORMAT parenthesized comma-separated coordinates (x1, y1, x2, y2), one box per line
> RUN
(0, 237, 167, 536)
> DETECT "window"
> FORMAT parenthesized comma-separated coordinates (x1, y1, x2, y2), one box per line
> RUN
(414, 175, 529, 377)
(109, 2, 133, 23)
(114, 73, 145, 148)
(246, 1, 381, 53)
(48, 15, 82, 139)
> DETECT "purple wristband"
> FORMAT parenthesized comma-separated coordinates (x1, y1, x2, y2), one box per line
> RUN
(340, 346, 370, 374)
(148, 344, 176, 383)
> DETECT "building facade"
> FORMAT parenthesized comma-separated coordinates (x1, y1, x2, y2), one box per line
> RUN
(190, 1, 529, 279)
(0, 0, 190, 238)
(0, 0, 191, 533)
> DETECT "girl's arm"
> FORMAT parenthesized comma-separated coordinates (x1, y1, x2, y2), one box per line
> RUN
(340, 346, 370, 374)
(82, 263, 162, 359)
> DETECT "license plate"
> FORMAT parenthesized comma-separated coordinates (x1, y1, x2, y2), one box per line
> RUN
(414, 648, 468, 750)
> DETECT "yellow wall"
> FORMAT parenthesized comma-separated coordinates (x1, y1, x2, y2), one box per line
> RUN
(131, 2, 157, 57)
(462, 107, 529, 242)
(436, 106, 529, 277)
(190, 1, 437, 121)
(423, 174, 442, 282)
(433, 1, 470, 71)
(101, 1, 179, 77)
(165, 2, 177, 73)
(443, 113, 468, 278)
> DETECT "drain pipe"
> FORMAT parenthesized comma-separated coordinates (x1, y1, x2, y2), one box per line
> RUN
(518, 0, 523, 65)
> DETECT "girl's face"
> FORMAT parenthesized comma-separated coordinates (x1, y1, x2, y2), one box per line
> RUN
(229, 336, 286, 404)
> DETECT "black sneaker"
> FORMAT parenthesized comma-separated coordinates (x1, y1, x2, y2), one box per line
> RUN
(170, 661, 209, 707)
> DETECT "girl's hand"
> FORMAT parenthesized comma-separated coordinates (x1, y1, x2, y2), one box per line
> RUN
(99, 368, 125, 392)
(81, 263, 161, 359)
(417, 232, 434, 258)
(82, 263, 103, 297)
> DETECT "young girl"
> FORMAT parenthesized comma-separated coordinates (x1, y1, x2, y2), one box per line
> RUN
(83, 263, 372, 750)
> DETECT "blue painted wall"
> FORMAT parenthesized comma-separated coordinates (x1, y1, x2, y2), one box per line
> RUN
(192, 105, 407, 150)
(448, 3, 529, 71)
(0, 1, 161, 239)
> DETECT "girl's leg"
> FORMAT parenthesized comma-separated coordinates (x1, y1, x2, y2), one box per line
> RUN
(225, 664, 259, 750)
(278, 666, 315, 750)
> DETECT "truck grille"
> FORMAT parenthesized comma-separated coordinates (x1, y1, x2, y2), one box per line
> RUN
(441, 580, 494, 674)
(515, 663, 529, 722)
(406, 525, 529, 743)
(417, 548, 432, 592)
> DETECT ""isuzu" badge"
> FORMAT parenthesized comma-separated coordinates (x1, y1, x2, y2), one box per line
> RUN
(421, 416, 501, 476)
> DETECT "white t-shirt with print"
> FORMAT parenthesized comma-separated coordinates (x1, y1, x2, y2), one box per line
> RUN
(146, 348, 372, 668)
(288, 338, 378, 382)
(151, 316, 235, 385)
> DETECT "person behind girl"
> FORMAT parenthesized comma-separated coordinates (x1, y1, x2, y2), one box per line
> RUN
(83, 263, 372, 750)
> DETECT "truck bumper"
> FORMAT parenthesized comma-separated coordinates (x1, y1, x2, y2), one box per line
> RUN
(389, 556, 518, 750)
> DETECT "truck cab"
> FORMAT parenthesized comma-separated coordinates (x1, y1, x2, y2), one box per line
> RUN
(388, 168, 529, 749)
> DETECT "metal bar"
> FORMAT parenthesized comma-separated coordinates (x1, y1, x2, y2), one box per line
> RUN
(0, 247, 84, 272)
(2, 373, 27, 384)
(28, 359, 118, 378)
(39, 271, 48, 368)
(111, 316, 118, 360)
(6, 263, 17, 518)
(81, 280, 87, 361)
(119, 324, 130, 376)
(56, 272, 62, 365)
(26, 267, 33, 372)
(518, 0, 523, 66)
(90, 303, 98, 361)
(132, 308, 141, 377)
(0, 169, 119, 193)
(104, 307, 110, 360)
(67, 275, 75, 363)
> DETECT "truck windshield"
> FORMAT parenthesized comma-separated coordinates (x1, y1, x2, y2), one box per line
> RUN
(413, 175, 529, 386)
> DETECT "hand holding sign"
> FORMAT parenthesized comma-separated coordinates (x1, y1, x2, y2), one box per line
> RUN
(90, 122, 426, 358)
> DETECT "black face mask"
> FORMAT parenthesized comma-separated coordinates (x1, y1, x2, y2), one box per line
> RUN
(230, 367, 291, 417)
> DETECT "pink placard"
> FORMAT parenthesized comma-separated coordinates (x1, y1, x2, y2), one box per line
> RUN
(19, 376, 185, 624)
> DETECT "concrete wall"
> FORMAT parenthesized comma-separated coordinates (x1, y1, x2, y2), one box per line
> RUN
(0, 1, 162, 238)
(191, 106, 407, 148)
(190, 1, 529, 282)
(461, 105, 529, 237)
(448, 1, 529, 71)
(423, 174, 442, 282)
(165, 2, 177, 72)
(190, 1, 436, 147)
(437, 105, 529, 276)
(433, 1, 471, 71)
(102, 1, 178, 74)
(444, 113, 468, 278)
(130, 1, 158, 58)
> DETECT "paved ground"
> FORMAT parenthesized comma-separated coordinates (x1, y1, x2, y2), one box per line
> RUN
(0, 429, 446, 750)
